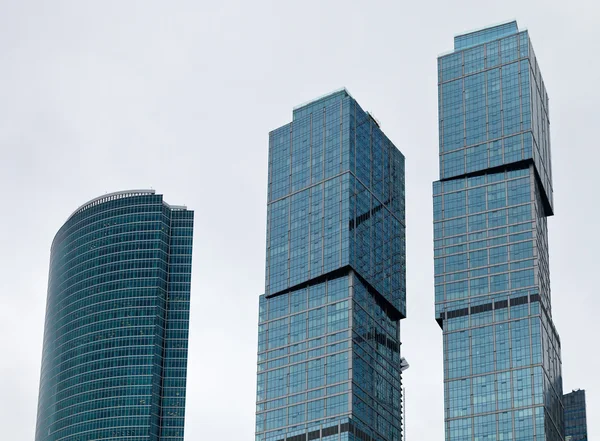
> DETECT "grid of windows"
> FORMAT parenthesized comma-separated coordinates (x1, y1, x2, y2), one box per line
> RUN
(438, 24, 553, 214)
(563, 390, 588, 441)
(435, 23, 564, 441)
(257, 276, 352, 439)
(453, 22, 519, 51)
(258, 90, 406, 441)
(35, 191, 194, 441)
(266, 90, 406, 317)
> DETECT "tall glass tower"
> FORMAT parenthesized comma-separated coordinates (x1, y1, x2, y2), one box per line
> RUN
(434, 22, 564, 440)
(255, 89, 407, 441)
(563, 390, 588, 441)
(35, 190, 194, 441)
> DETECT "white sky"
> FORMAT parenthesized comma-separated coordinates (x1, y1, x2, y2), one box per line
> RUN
(0, 1, 597, 439)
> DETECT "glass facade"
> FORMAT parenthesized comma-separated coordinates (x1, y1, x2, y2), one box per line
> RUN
(434, 22, 564, 441)
(563, 390, 587, 441)
(256, 89, 407, 441)
(35, 190, 194, 441)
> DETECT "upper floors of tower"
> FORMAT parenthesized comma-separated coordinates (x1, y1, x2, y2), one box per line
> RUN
(436, 21, 553, 216)
(264, 90, 407, 317)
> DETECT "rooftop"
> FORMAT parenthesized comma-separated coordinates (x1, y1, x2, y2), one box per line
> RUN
(65, 189, 187, 224)
(292, 87, 352, 112)
(454, 20, 518, 50)
(438, 20, 522, 56)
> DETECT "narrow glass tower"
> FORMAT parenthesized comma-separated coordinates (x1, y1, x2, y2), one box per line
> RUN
(255, 89, 407, 441)
(563, 390, 588, 441)
(35, 190, 194, 441)
(434, 22, 564, 440)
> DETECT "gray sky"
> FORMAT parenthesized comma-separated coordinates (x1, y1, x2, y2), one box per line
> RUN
(0, 1, 597, 439)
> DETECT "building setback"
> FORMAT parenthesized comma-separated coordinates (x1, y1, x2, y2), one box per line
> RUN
(433, 22, 564, 440)
(564, 390, 588, 441)
(255, 89, 407, 441)
(35, 190, 194, 441)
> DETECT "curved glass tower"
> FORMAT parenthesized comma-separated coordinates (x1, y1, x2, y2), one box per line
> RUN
(35, 190, 194, 441)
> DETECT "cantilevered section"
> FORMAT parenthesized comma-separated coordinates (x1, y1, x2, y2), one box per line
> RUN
(257, 90, 407, 441)
(434, 22, 564, 441)
(438, 20, 554, 215)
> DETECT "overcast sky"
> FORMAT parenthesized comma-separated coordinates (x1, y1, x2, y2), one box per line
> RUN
(0, 1, 598, 440)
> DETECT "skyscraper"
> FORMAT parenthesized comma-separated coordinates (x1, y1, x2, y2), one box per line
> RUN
(255, 89, 407, 441)
(35, 190, 194, 441)
(563, 390, 588, 441)
(434, 22, 564, 440)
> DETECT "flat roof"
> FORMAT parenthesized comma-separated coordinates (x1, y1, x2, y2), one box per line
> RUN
(438, 19, 521, 57)
(454, 19, 517, 40)
(292, 87, 352, 112)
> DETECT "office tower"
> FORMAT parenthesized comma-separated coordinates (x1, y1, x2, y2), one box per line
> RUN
(563, 390, 588, 441)
(434, 22, 564, 440)
(35, 190, 194, 441)
(255, 89, 407, 441)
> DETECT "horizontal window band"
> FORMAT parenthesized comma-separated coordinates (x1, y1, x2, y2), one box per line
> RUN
(438, 293, 541, 322)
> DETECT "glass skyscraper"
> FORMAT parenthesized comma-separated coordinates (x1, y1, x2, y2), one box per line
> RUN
(563, 390, 587, 441)
(255, 89, 407, 441)
(35, 190, 194, 441)
(434, 22, 564, 440)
